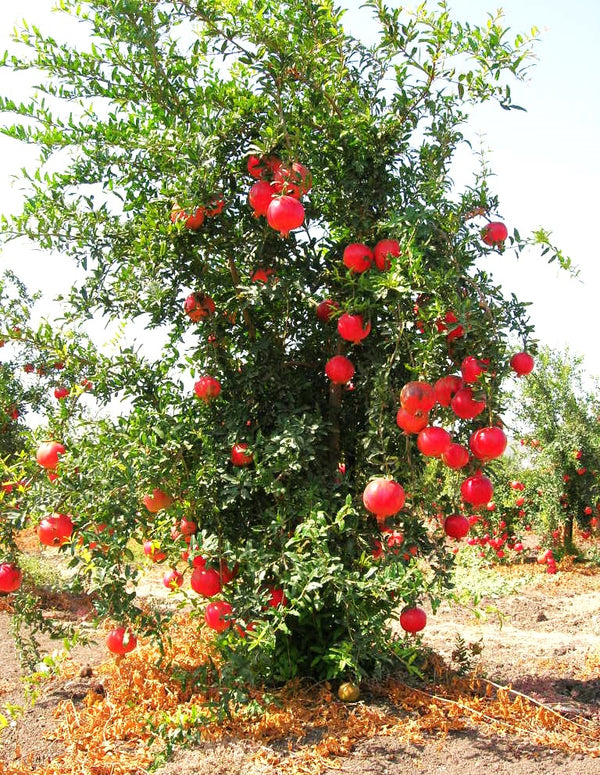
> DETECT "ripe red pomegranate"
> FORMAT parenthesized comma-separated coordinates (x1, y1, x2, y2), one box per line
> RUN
(248, 180, 275, 216)
(316, 299, 339, 323)
(54, 387, 69, 400)
(38, 513, 74, 547)
(204, 194, 225, 217)
(247, 153, 281, 179)
(396, 407, 429, 434)
(399, 606, 427, 633)
(179, 517, 197, 536)
(36, 441, 66, 470)
(384, 529, 404, 554)
(510, 352, 535, 376)
(205, 601, 233, 632)
(266, 586, 288, 608)
(470, 427, 507, 461)
(444, 514, 470, 539)
(184, 207, 205, 230)
(194, 376, 221, 403)
(142, 488, 172, 513)
(190, 567, 222, 597)
(451, 387, 486, 419)
(417, 426, 452, 457)
(231, 442, 253, 466)
(273, 161, 312, 198)
(184, 292, 216, 322)
(441, 443, 470, 469)
(251, 267, 275, 283)
(106, 626, 137, 655)
(400, 381, 436, 414)
(343, 243, 373, 273)
(481, 221, 508, 246)
(373, 238, 400, 271)
(461, 355, 488, 384)
(337, 313, 371, 344)
(362, 478, 405, 519)
(439, 310, 465, 341)
(163, 569, 184, 589)
(0, 563, 23, 593)
(461, 474, 494, 506)
(266, 195, 305, 236)
(325, 355, 355, 384)
(433, 375, 462, 407)
(143, 540, 167, 563)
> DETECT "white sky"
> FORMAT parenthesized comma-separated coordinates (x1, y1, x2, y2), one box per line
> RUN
(1, 1, 599, 373)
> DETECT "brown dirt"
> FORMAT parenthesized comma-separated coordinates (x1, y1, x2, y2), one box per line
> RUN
(0, 563, 599, 774)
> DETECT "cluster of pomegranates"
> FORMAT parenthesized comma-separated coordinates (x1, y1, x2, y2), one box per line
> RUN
(246, 153, 311, 237)
(357, 346, 535, 629)
(139, 485, 286, 641)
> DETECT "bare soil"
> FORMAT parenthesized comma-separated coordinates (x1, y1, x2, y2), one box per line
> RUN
(1, 562, 599, 774)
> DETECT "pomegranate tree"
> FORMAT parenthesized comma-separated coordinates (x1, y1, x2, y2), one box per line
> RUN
(0, 0, 558, 687)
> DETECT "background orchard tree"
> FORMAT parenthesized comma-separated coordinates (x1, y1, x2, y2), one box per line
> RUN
(508, 347, 600, 554)
(0, 0, 565, 681)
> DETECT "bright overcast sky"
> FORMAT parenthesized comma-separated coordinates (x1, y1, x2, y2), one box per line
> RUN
(1, 1, 599, 373)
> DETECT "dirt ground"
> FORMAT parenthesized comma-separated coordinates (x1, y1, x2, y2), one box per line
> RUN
(1, 561, 600, 775)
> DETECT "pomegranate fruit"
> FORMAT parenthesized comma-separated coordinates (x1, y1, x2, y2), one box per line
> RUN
(433, 375, 462, 407)
(461, 473, 494, 506)
(163, 569, 184, 589)
(266, 586, 288, 608)
(325, 355, 355, 384)
(451, 387, 486, 419)
(273, 161, 312, 198)
(142, 488, 172, 513)
(184, 207, 205, 230)
(399, 606, 427, 633)
(266, 195, 305, 236)
(38, 513, 74, 547)
(190, 567, 222, 597)
(337, 313, 371, 344)
(461, 355, 488, 384)
(342, 243, 373, 273)
(184, 292, 215, 322)
(400, 381, 436, 414)
(417, 426, 452, 457)
(106, 626, 137, 655)
(194, 376, 222, 403)
(248, 180, 275, 216)
(362, 478, 405, 519)
(469, 426, 507, 461)
(373, 238, 400, 271)
(143, 540, 167, 563)
(444, 514, 470, 539)
(247, 153, 281, 179)
(0, 563, 23, 593)
(481, 221, 508, 246)
(510, 351, 534, 376)
(441, 443, 470, 470)
(36, 441, 66, 470)
(205, 601, 233, 632)
(316, 299, 339, 323)
(396, 407, 429, 434)
(231, 443, 253, 466)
